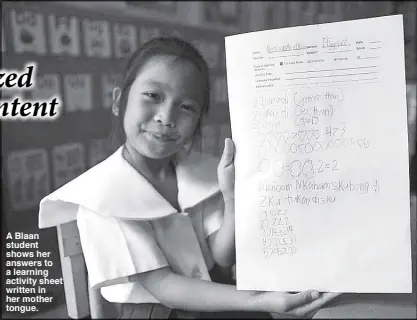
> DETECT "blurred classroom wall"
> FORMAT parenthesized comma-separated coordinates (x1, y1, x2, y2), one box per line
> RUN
(1, 1, 416, 316)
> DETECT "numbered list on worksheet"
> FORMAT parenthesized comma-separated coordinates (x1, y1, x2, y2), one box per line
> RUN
(225, 15, 411, 293)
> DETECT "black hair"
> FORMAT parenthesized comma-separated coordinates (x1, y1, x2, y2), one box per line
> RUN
(110, 37, 211, 151)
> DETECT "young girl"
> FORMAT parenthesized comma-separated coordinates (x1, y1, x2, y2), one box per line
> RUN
(38, 37, 340, 319)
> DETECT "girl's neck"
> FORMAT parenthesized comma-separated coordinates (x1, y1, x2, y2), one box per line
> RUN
(122, 143, 175, 181)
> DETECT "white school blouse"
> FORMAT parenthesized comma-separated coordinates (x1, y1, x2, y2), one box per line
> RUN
(38, 146, 224, 304)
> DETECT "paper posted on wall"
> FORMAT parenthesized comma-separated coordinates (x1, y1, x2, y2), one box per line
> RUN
(225, 15, 412, 293)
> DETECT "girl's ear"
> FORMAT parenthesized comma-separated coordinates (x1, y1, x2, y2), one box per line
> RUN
(112, 87, 122, 116)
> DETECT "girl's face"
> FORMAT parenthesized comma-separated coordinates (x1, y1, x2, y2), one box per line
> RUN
(123, 55, 205, 159)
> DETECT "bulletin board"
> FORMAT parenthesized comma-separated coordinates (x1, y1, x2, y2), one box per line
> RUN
(1, 1, 232, 230)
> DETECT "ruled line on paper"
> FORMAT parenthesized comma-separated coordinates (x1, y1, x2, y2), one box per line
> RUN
(324, 50, 352, 53)
(358, 56, 379, 59)
(255, 81, 381, 92)
(285, 66, 378, 74)
(282, 77, 380, 86)
(269, 53, 305, 58)
(267, 47, 307, 53)
(286, 71, 379, 80)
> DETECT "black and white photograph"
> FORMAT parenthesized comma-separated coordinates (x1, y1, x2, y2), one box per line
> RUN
(1, 1, 416, 319)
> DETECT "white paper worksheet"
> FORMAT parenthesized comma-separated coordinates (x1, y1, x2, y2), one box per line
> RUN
(225, 15, 412, 293)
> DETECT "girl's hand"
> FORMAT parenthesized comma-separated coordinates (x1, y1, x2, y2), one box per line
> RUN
(217, 138, 235, 201)
(259, 290, 342, 319)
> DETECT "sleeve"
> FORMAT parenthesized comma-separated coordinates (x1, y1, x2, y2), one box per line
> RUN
(76, 205, 169, 289)
(203, 193, 224, 238)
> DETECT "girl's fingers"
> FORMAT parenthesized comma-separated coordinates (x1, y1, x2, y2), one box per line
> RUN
(283, 290, 321, 311)
(219, 138, 234, 168)
(291, 292, 342, 317)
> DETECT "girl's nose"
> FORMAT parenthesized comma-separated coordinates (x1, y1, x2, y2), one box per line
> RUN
(153, 103, 177, 128)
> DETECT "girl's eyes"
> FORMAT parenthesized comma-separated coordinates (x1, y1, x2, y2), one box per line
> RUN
(142, 92, 197, 113)
(142, 92, 161, 101)
(180, 104, 196, 113)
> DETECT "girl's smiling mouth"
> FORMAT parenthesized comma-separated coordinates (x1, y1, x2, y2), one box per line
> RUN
(146, 131, 178, 142)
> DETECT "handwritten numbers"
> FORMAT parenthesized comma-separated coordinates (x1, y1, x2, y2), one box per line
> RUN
(259, 207, 297, 258)
(317, 160, 324, 174)
(303, 160, 315, 179)
(113, 23, 137, 59)
(49, 15, 80, 56)
(64, 74, 93, 112)
(332, 160, 338, 171)
(10, 10, 46, 54)
(52, 143, 86, 189)
(6, 149, 50, 211)
(83, 19, 111, 58)
(289, 160, 302, 178)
